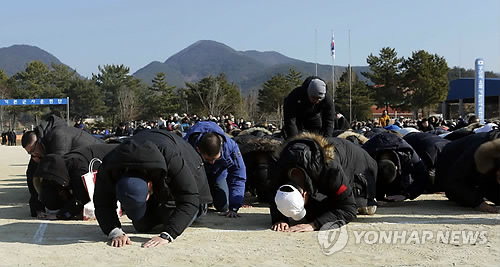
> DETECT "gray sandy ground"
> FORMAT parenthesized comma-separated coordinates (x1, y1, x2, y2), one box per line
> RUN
(0, 145, 498, 266)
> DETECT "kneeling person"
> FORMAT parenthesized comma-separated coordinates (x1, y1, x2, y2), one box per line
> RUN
(184, 121, 246, 218)
(270, 133, 372, 232)
(94, 129, 212, 248)
(33, 144, 118, 220)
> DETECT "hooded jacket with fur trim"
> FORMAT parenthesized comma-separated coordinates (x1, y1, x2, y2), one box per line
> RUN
(94, 129, 212, 240)
(270, 133, 376, 228)
(336, 130, 369, 145)
(283, 76, 335, 139)
(233, 132, 283, 201)
(435, 130, 500, 207)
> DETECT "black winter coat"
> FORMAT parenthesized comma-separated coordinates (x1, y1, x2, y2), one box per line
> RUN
(94, 129, 212, 239)
(283, 76, 335, 139)
(233, 133, 283, 202)
(362, 132, 428, 200)
(35, 115, 103, 155)
(403, 132, 451, 171)
(403, 132, 451, 192)
(27, 115, 103, 216)
(327, 137, 378, 207)
(34, 144, 118, 219)
(435, 130, 500, 207)
(270, 134, 359, 229)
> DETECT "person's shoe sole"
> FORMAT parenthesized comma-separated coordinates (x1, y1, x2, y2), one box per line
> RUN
(357, 205, 377, 215)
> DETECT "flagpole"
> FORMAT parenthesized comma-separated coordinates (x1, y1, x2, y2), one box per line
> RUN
(331, 31, 335, 113)
(458, 33, 462, 78)
(315, 29, 318, 76)
(349, 29, 352, 124)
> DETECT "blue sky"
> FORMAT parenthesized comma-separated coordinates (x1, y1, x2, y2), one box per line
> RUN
(1, 0, 499, 78)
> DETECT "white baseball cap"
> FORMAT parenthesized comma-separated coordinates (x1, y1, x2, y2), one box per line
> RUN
(275, 184, 306, 221)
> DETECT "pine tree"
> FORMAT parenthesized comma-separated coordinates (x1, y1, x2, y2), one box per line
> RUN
(362, 47, 405, 110)
(402, 50, 449, 116)
(334, 70, 374, 121)
(146, 72, 178, 118)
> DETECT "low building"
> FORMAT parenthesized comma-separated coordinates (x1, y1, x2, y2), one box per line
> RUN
(444, 78, 500, 119)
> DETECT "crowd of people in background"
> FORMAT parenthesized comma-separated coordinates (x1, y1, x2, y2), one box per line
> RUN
(350, 113, 491, 135)
(74, 113, 278, 140)
(1, 129, 18, 146)
(66, 111, 496, 147)
(64, 77, 494, 144)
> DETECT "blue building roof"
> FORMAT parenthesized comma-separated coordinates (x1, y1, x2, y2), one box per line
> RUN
(446, 78, 500, 101)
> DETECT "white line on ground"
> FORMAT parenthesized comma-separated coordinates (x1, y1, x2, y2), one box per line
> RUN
(54, 237, 92, 240)
(379, 217, 500, 225)
(201, 229, 266, 232)
(33, 222, 48, 244)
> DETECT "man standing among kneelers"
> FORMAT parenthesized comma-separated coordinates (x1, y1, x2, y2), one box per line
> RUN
(282, 76, 335, 140)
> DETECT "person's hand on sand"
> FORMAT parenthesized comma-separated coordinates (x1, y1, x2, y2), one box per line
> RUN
(476, 201, 499, 213)
(44, 213, 58, 220)
(220, 210, 240, 218)
(142, 236, 170, 248)
(111, 234, 131, 247)
(37, 211, 57, 220)
(385, 195, 406, 202)
(271, 221, 289, 232)
(36, 211, 48, 219)
(286, 223, 316, 232)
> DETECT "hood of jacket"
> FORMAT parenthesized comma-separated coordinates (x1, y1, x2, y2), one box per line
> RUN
(362, 132, 414, 156)
(475, 138, 500, 174)
(105, 139, 167, 174)
(35, 115, 68, 140)
(337, 130, 369, 145)
(239, 127, 273, 137)
(35, 154, 70, 187)
(362, 132, 417, 176)
(277, 132, 335, 194)
(234, 134, 283, 160)
(184, 121, 229, 146)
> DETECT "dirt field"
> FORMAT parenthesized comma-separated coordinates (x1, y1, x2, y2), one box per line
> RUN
(0, 145, 498, 266)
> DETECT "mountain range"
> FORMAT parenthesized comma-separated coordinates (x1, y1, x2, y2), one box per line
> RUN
(0, 44, 65, 77)
(133, 40, 371, 95)
(0, 40, 370, 95)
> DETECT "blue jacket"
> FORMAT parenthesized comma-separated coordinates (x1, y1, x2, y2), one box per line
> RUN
(184, 121, 247, 210)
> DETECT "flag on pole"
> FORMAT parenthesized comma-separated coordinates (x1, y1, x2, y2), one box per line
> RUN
(330, 33, 335, 59)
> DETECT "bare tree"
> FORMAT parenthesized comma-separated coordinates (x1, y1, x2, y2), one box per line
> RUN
(117, 85, 140, 122)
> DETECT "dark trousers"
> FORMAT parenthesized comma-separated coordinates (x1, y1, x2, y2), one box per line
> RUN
(207, 175, 229, 212)
(132, 201, 208, 233)
(27, 159, 45, 216)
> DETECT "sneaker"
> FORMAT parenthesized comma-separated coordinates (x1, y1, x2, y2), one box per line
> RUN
(357, 205, 377, 215)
